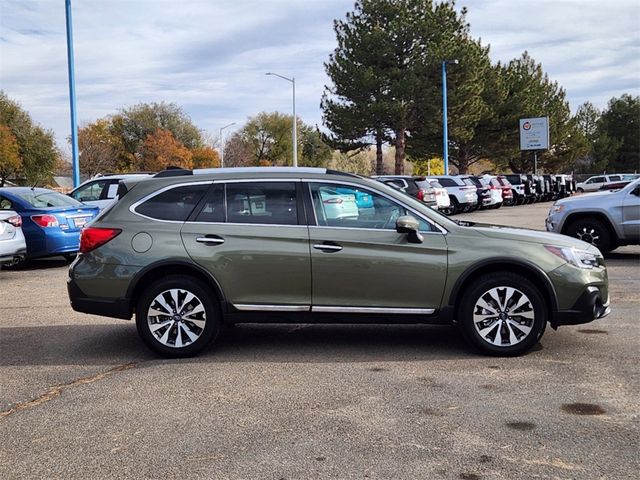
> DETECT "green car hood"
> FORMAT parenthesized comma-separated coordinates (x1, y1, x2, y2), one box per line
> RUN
(467, 222, 599, 252)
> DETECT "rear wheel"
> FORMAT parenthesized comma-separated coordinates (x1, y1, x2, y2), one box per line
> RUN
(565, 218, 614, 253)
(442, 196, 459, 215)
(136, 275, 221, 357)
(458, 273, 547, 356)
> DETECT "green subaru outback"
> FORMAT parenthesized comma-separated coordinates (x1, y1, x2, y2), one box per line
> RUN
(68, 167, 610, 357)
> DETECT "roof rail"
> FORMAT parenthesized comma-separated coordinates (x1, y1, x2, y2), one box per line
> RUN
(152, 166, 361, 178)
(154, 168, 193, 178)
(193, 167, 327, 175)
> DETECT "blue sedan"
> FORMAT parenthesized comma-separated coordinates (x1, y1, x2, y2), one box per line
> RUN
(0, 187, 99, 262)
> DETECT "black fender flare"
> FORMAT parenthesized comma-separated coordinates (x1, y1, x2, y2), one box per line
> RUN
(448, 257, 559, 313)
(125, 258, 227, 311)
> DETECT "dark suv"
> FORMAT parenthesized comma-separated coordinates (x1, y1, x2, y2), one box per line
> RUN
(68, 167, 610, 358)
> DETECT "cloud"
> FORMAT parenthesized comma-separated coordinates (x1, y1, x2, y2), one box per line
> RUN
(1, 0, 638, 152)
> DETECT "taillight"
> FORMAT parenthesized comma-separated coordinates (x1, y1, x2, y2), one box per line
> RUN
(4, 215, 22, 227)
(323, 198, 343, 204)
(79, 227, 122, 254)
(31, 214, 59, 228)
(417, 189, 425, 201)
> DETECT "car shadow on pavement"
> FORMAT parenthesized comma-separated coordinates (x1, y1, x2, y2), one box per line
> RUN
(0, 323, 477, 366)
(1, 257, 70, 271)
(604, 251, 640, 261)
(204, 323, 474, 363)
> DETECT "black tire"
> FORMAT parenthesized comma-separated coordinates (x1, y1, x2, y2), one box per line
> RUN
(564, 217, 614, 253)
(136, 275, 221, 357)
(576, 188, 584, 194)
(442, 196, 459, 215)
(458, 273, 547, 357)
(63, 253, 77, 263)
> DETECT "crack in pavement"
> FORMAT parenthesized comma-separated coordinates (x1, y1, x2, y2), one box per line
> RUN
(0, 362, 139, 419)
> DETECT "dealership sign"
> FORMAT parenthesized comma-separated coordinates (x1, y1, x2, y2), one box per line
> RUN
(519, 117, 549, 150)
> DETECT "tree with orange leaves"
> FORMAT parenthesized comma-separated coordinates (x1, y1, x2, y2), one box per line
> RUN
(191, 146, 220, 169)
(0, 124, 21, 186)
(138, 129, 193, 171)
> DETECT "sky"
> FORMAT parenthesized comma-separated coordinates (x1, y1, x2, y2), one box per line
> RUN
(1, 0, 639, 153)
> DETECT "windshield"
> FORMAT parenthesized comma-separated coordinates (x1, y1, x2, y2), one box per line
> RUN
(16, 190, 83, 208)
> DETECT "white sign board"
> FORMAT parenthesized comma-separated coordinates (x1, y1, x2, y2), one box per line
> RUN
(519, 117, 549, 150)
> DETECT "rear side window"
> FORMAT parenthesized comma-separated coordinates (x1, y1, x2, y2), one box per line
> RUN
(436, 178, 455, 187)
(226, 182, 298, 225)
(194, 184, 225, 223)
(135, 184, 209, 221)
(462, 178, 476, 187)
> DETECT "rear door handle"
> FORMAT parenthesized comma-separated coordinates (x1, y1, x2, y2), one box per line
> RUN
(196, 235, 225, 245)
(313, 242, 342, 252)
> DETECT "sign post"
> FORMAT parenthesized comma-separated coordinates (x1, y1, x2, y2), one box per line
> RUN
(519, 117, 549, 174)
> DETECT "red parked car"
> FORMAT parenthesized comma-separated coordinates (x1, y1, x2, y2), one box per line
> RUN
(493, 176, 515, 206)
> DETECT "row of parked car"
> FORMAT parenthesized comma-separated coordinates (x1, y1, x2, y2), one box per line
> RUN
(375, 173, 639, 215)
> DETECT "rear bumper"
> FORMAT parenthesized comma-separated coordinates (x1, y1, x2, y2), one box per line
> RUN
(67, 276, 132, 320)
(0, 247, 27, 264)
(552, 286, 610, 327)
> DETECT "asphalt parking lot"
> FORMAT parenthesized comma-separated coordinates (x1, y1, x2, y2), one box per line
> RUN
(1, 202, 638, 479)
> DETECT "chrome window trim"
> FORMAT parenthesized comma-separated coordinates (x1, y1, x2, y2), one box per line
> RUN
(312, 306, 435, 315)
(304, 179, 448, 234)
(184, 221, 307, 229)
(129, 181, 214, 223)
(234, 304, 310, 312)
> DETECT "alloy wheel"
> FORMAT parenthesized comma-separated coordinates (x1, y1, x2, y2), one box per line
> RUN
(147, 288, 206, 348)
(473, 286, 535, 347)
(575, 225, 600, 246)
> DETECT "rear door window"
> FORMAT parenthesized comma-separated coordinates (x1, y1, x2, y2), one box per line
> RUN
(135, 184, 209, 221)
(226, 182, 298, 225)
(193, 184, 225, 223)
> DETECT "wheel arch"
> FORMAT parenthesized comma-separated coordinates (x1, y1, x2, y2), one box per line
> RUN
(127, 259, 227, 315)
(448, 258, 558, 320)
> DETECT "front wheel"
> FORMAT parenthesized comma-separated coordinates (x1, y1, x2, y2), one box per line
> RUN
(565, 218, 613, 253)
(136, 275, 221, 357)
(458, 273, 547, 356)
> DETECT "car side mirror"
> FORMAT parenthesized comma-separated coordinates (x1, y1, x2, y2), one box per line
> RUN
(396, 215, 423, 244)
(632, 186, 640, 197)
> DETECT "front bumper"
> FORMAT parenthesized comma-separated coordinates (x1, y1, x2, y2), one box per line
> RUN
(552, 286, 610, 327)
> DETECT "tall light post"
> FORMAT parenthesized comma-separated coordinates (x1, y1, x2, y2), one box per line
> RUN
(442, 59, 458, 175)
(219, 122, 235, 168)
(266, 72, 297, 167)
(65, 0, 80, 187)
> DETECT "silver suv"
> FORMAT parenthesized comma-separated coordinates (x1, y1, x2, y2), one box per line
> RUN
(546, 179, 640, 252)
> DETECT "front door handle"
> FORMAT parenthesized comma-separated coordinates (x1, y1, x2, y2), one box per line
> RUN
(196, 235, 225, 245)
(313, 242, 342, 252)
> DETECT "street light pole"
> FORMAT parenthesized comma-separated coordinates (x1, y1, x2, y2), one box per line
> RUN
(219, 122, 235, 168)
(266, 72, 297, 167)
(65, 0, 80, 187)
(442, 59, 458, 175)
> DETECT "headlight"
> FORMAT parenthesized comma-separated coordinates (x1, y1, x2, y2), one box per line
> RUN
(549, 204, 565, 215)
(544, 245, 600, 269)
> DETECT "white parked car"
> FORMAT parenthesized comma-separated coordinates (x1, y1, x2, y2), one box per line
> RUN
(432, 175, 478, 215)
(70, 173, 154, 210)
(479, 176, 503, 209)
(576, 174, 626, 193)
(0, 210, 26, 265)
(318, 188, 359, 220)
(423, 178, 451, 211)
